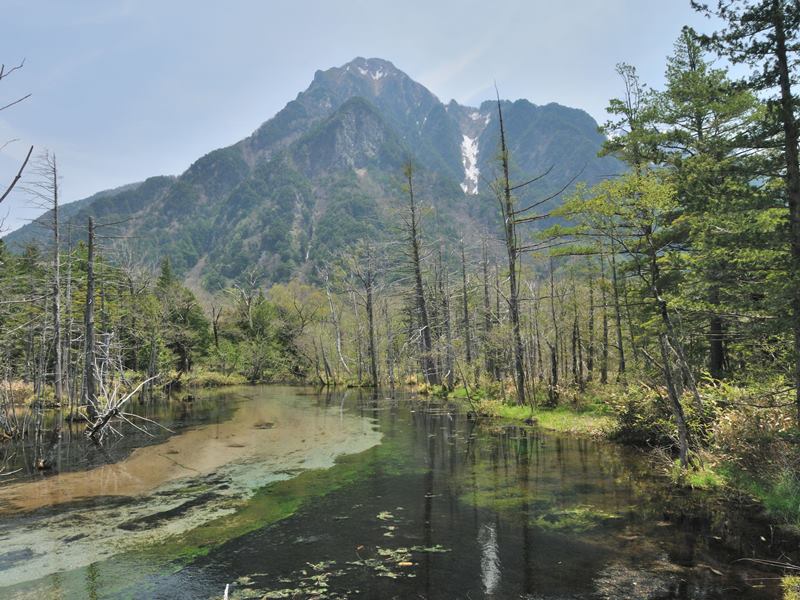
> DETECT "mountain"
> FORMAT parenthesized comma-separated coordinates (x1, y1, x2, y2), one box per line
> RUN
(4, 57, 621, 288)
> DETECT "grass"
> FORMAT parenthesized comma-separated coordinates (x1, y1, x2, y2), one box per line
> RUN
(182, 368, 246, 388)
(685, 464, 727, 490)
(469, 396, 613, 437)
(526, 405, 613, 436)
(748, 471, 800, 528)
(708, 464, 800, 531)
(448, 382, 616, 437)
(784, 576, 800, 600)
(668, 458, 727, 491)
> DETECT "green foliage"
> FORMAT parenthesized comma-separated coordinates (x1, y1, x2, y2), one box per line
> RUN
(669, 459, 727, 490)
(783, 576, 800, 600)
(157, 281, 211, 373)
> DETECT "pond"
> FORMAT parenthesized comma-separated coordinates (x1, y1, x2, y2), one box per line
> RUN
(0, 385, 793, 599)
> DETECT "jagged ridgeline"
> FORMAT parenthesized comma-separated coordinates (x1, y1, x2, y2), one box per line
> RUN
(4, 57, 620, 288)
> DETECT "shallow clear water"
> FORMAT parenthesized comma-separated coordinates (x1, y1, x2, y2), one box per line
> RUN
(0, 386, 794, 599)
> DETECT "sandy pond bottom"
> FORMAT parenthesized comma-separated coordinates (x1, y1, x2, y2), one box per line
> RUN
(0, 386, 795, 599)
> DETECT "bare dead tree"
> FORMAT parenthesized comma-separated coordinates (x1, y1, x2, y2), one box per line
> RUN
(402, 164, 439, 385)
(344, 240, 382, 387)
(459, 238, 472, 367)
(84, 217, 98, 420)
(493, 98, 527, 405)
(0, 59, 32, 206)
(25, 152, 63, 411)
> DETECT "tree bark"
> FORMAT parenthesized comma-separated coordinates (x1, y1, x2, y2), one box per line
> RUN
(481, 240, 495, 378)
(772, 6, 800, 425)
(366, 266, 378, 387)
(600, 255, 610, 385)
(497, 101, 526, 405)
(405, 165, 439, 385)
(610, 245, 626, 380)
(460, 240, 472, 367)
(51, 156, 62, 408)
(587, 270, 595, 382)
(83, 217, 97, 420)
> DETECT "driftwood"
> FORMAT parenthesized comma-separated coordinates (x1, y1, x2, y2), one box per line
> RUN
(86, 375, 161, 443)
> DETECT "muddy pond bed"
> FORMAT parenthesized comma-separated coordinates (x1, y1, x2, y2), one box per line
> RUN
(0, 385, 795, 599)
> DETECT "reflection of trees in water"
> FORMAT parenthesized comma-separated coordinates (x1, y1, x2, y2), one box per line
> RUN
(309, 389, 795, 597)
(0, 391, 236, 480)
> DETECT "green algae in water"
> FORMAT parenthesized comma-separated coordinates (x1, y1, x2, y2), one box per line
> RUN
(148, 433, 419, 562)
(530, 505, 623, 533)
(1, 430, 419, 599)
(0, 390, 401, 598)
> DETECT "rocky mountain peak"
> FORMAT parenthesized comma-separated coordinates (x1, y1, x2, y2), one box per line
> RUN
(5, 58, 621, 289)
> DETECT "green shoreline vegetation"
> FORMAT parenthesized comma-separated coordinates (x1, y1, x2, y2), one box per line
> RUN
(439, 378, 800, 542)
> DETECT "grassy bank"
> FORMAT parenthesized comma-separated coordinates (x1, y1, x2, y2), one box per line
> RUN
(443, 380, 800, 539)
(445, 384, 614, 437)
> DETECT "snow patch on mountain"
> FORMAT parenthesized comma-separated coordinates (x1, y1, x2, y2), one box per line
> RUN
(460, 135, 479, 195)
(356, 66, 386, 80)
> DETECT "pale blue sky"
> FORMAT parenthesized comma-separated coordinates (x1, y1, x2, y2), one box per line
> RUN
(1, 1, 716, 232)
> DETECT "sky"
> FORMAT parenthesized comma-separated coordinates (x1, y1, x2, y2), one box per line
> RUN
(0, 0, 719, 232)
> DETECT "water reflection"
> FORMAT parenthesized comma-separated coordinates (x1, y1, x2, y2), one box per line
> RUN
(478, 522, 501, 595)
(0, 386, 381, 592)
(0, 386, 794, 599)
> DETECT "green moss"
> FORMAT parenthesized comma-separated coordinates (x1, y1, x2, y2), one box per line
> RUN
(494, 404, 535, 421)
(685, 467, 726, 490)
(456, 456, 553, 513)
(143, 437, 418, 561)
(531, 505, 622, 533)
(486, 401, 612, 436)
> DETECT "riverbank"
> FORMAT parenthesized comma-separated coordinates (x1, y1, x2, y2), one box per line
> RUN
(446, 383, 614, 436)
(444, 381, 800, 543)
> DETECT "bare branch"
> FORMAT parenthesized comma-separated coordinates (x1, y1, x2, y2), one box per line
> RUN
(0, 145, 33, 205)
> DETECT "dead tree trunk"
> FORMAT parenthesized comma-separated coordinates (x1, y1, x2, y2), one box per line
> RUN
(496, 101, 526, 405)
(365, 264, 378, 387)
(404, 165, 438, 385)
(383, 299, 396, 388)
(322, 271, 350, 379)
(83, 217, 97, 420)
(587, 269, 595, 382)
(51, 156, 63, 409)
(610, 244, 626, 381)
(600, 255, 609, 385)
(481, 239, 495, 379)
(440, 251, 455, 390)
(460, 239, 472, 367)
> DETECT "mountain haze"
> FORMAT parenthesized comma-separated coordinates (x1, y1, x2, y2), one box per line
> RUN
(5, 57, 621, 288)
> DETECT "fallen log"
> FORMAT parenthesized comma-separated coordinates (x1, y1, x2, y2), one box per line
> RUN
(85, 376, 159, 443)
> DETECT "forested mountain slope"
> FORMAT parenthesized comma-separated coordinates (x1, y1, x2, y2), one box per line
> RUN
(5, 57, 620, 288)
